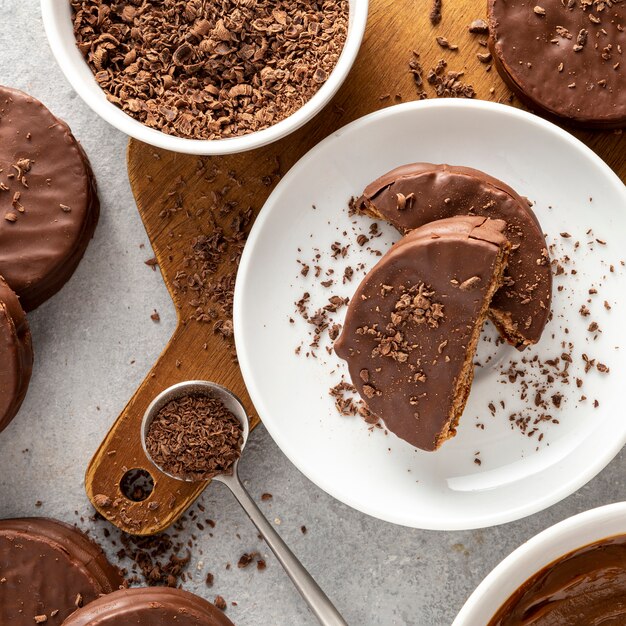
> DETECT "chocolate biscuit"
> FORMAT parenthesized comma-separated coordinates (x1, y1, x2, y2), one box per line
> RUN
(335, 216, 511, 451)
(62, 587, 235, 626)
(0, 518, 124, 624)
(0, 85, 99, 310)
(0, 276, 33, 432)
(488, 0, 625, 128)
(357, 163, 552, 349)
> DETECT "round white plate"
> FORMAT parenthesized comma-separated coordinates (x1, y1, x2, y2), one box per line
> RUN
(234, 100, 626, 530)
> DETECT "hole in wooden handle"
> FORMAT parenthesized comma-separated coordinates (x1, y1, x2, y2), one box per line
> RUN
(120, 468, 154, 502)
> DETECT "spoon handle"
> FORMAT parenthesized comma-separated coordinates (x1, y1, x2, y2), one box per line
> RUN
(221, 471, 348, 626)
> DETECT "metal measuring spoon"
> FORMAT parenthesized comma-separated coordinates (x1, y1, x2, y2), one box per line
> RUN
(141, 380, 348, 626)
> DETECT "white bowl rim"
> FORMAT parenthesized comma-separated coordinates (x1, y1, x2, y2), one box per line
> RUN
(452, 501, 626, 625)
(234, 98, 626, 530)
(40, 0, 369, 156)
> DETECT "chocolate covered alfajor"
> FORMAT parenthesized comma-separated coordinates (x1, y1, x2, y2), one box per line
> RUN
(0, 85, 99, 310)
(335, 216, 511, 451)
(357, 163, 551, 349)
(488, 0, 625, 128)
(0, 276, 33, 432)
(61, 587, 235, 626)
(0, 518, 124, 624)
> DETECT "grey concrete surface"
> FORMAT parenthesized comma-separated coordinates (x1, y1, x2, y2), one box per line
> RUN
(0, 3, 624, 625)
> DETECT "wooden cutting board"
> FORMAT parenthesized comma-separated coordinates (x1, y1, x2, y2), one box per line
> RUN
(85, 0, 625, 536)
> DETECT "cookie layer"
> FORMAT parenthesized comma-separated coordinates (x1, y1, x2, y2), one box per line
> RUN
(358, 162, 552, 349)
(488, 0, 625, 128)
(0, 85, 100, 310)
(0, 276, 33, 432)
(335, 216, 510, 451)
(61, 587, 235, 626)
(0, 518, 124, 625)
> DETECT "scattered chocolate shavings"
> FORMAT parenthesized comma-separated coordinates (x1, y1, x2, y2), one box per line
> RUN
(573, 28, 588, 52)
(237, 552, 259, 568)
(93, 494, 112, 508)
(408, 52, 429, 100)
(167, 175, 255, 358)
(214, 596, 227, 611)
(459, 276, 481, 291)
(436, 36, 458, 50)
(430, 0, 443, 25)
(117, 529, 192, 587)
(469, 19, 489, 34)
(426, 59, 476, 98)
(329, 381, 378, 425)
(150, 310, 161, 323)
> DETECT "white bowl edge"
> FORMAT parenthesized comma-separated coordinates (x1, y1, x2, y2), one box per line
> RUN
(453, 501, 626, 625)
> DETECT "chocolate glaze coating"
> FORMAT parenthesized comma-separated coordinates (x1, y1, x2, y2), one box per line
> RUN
(489, 534, 626, 625)
(61, 587, 235, 626)
(335, 216, 510, 451)
(0, 518, 124, 624)
(0, 276, 33, 432)
(358, 163, 551, 349)
(488, 0, 625, 128)
(0, 85, 99, 310)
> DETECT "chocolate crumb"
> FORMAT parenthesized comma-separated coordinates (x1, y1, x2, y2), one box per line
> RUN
(430, 0, 442, 25)
(237, 552, 259, 569)
(469, 19, 489, 34)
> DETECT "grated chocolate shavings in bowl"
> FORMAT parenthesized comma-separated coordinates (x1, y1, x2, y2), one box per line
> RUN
(71, 0, 349, 140)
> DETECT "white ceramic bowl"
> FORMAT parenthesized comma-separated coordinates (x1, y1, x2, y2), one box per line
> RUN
(40, 0, 368, 155)
(453, 501, 626, 625)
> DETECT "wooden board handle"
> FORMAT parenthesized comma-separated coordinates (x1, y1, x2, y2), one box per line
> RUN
(85, 322, 258, 535)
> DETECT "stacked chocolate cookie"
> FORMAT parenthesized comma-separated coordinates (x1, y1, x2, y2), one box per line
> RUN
(335, 163, 552, 451)
(0, 85, 100, 432)
(0, 517, 233, 626)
